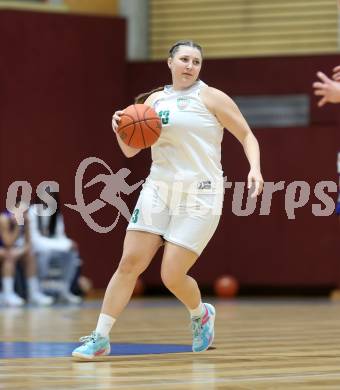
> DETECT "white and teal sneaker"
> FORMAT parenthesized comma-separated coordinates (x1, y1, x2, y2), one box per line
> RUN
(191, 303, 216, 352)
(72, 331, 110, 360)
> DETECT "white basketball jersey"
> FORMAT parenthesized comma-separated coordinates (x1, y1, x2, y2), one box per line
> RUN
(147, 80, 224, 193)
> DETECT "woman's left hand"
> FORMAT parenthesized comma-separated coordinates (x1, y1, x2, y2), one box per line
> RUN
(247, 169, 263, 198)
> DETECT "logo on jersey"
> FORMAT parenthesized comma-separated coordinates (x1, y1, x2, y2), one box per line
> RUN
(197, 180, 212, 190)
(176, 96, 190, 110)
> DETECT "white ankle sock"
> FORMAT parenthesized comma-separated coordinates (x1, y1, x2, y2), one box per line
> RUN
(95, 313, 116, 337)
(2, 277, 14, 295)
(189, 302, 205, 318)
(27, 277, 40, 297)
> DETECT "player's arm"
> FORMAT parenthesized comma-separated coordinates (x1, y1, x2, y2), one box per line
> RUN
(201, 86, 263, 197)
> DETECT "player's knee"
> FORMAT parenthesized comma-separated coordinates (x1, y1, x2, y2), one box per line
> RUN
(117, 252, 144, 277)
(21, 247, 32, 261)
(161, 267, 182, 290)
(5, 250, 19, 264)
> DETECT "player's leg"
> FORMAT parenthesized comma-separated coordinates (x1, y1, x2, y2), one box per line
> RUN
(72, 230, 162, 360)
(160, 192, 222, 352)
(102, 180, 168, 317)
(1, 247, 27, 306)
(101, 230, 162, 317)
(160, 242, 200, 308)
(73, 181, 168, 359)
(53, 249, 82, 304)
(20, 246, 53, 306)
(160, 243, 215, 352)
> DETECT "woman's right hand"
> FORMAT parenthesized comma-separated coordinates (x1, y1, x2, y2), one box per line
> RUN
(112, 110, 124, 133)
(112, 108, 141, 158)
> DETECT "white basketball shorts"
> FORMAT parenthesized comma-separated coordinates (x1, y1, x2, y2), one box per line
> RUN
(127, 181, 224, 255)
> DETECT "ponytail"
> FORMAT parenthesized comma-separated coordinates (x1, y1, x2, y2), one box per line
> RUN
(134, 86, 164, 104)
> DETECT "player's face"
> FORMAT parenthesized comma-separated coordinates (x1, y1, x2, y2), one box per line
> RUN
(168, 46, 202, 90)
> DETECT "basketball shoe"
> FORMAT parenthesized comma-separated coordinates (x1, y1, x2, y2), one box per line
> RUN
(191, 303, 216, 352)
(72, 331, 110, 360)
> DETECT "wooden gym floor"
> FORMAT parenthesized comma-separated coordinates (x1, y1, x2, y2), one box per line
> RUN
(1, 297, 340, 389)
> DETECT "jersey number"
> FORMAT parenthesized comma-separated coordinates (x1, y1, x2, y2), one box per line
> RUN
(158, 110, 170, 125)
(131, 209, 139, 223)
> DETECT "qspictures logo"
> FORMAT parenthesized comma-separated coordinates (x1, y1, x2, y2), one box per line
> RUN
(5, 156, 339, 233)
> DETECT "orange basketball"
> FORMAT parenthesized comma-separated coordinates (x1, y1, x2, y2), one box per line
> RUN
(117, 104, 162, 149)
(214, 275, 239, 298)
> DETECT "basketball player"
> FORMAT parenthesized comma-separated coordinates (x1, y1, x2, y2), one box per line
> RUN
(72, 40, 263, 359)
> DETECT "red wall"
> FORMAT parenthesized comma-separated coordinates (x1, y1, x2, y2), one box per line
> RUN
(1, 9, 340, 288)
(0, 10, 127, 287)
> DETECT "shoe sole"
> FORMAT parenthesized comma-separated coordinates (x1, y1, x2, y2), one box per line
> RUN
(4, 302, 25, 307)
(193, 303, 216, 353)
(28, 301, 53, 306)
(72, 348, 111, 361)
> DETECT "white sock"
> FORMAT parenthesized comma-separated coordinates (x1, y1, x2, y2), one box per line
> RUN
(27, 277, 40, 297)
(189, 302, 205, 318)
(2, 277, 14, 295)
(95, 313, 116, 338)
(58, 282, 75, 298)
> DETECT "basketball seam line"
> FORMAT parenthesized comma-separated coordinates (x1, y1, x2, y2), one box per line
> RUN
(128, 122, 136, 145)
(117, 117, 160, 133)
(142, 120, 161, 137)
(134, 104, 141, 122)
(139, 121, 146, 148)
(133, 105, 144, 147)
(139, 104, 160, 138)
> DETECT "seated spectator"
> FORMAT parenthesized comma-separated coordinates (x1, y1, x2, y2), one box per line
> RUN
(0, 202, 53, 307)
(28, 192, 82, 304)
